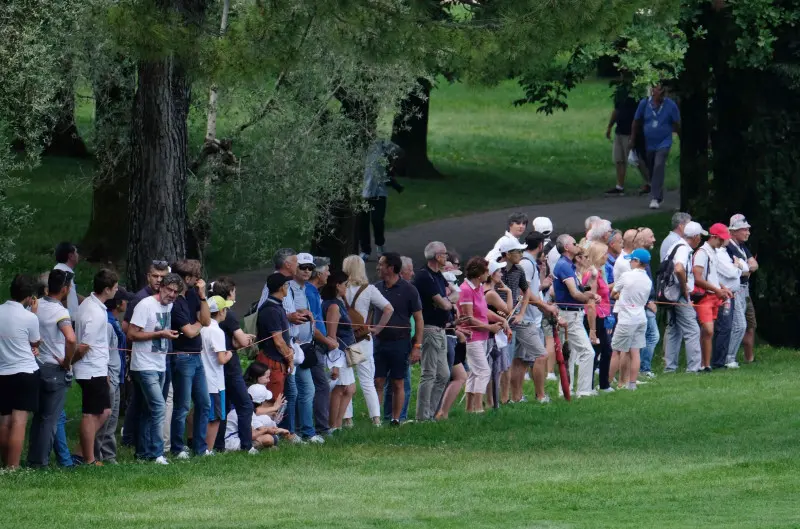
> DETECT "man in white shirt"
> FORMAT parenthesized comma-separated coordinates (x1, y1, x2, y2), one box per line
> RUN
(663, 221, 705, 373)
(53, 241, 85, 321)
(714, 234, 747, 369)
(727, 214, 758, 363)
(27, 270, 78, 468)
(73, 269, 119, 466)
(0, 275, 42, 469)
(128, 273, 182, 464)
(660, 212, 692, 262)
(692, 224, 733, 372)
(493, 212, 529, 252)
(613, 229, 637, 283)
(610, 249, 653, 390)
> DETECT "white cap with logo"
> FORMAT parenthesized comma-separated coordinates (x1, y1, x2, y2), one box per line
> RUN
(684, 221, 708, 237)
(297, 253, 315, 266)
(532, 217, 553, 236)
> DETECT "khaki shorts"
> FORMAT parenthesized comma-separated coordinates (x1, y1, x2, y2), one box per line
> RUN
(745, 296, 757, 331)
(613, 134, 631, 163)
(512, 321, 547, 365)
(610, 321, 647, 352)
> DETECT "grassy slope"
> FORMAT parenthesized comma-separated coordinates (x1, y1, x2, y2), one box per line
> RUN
(1, 346, 797, 529)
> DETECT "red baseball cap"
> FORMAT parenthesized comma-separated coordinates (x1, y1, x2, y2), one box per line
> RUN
(709, 223, 731, 240)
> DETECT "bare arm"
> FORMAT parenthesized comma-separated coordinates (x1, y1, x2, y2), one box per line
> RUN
(232, 328, 254, 349)
(606, 109, 617, 138)
(432, 293, 453, 312)
(484, 290, 509, 315)
(216, 350, 233, 365)
(180, 321, 204, 339)
(372, 304, 394, 336)
(564, 278, 595, 304)
(459, 303, 500, 333)
(59, 323, 78, 368)
(129, 324, 178, 342)
(673, 121, 681, 141)
(325, 304, 340, 350)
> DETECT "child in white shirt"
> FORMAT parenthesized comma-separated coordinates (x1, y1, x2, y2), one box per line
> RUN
(200, 296, 233, 453)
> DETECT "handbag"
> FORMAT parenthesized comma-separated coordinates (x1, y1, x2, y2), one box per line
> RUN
(297, 342, 318, 369)
(345, 338, 370, 367)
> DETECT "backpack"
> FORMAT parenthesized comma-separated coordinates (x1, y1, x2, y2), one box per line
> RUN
(344, 285, 372, 341)
(655, 243, 686, 303)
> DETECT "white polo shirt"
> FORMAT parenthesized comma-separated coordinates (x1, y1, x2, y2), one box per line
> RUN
(74, 293, 110, 380)
(546, 246, 560, 276)
(36, 297, 72, 366)
(53, 262, 79, 321)
(668, 240, 694, 294)
(613, 268, 652, 326)
(0, 300, 41, 375)
(660, 231, 682, 262)
(716, 246, 746, 292)
(200, 320, 227, 393)
(693, 242, 720, 290)
(613, 251, 632, 284)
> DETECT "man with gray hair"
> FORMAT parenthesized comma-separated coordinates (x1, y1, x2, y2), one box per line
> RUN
(660, 212, 692, 261)
(257, 248, 300, 316)
(400, 256, 414, 282)
(587, 219, 613, 245)
(413, 241, 453, 421)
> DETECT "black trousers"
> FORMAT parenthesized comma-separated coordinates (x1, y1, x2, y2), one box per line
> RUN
(358, 196, 387, 254)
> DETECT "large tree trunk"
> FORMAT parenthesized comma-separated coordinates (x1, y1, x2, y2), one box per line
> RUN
(82, 58, 135, 264)
(126, 57, 190, 289)
(391, 78, 441, 179)
(43, 62, 90, 158)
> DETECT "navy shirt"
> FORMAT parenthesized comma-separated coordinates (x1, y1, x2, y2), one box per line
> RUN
(375, 278, 422, 341)
(171, 288, 202, 352)
(257, 296, 291, 364)
(614, 95, 639, 136)
(124, 286, 154, 323)
(219, 309, 242, 378)
(552, 256, 581, 309)
(413, 267, 450, 328)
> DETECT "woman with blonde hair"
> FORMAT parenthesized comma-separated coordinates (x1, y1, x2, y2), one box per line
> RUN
(581, 242, 613, 390)
(340, 255, 394, 426)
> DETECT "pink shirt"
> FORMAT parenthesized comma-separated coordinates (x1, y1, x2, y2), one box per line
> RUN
(458, 279, 489, 342)
(582, 271, 611, 318)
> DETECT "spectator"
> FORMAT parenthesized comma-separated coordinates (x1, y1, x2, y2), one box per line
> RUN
(359, 139, 404, 261)
(614, 229, 637, 281)
(127, 273, 182, 464)
(692, 224, 733, 371)
(321, 271, 356, 430)
(257, 248, 299, 310)
(715, 234, 747, 369)
(519, 232, 559, 402)
(727, 214, 758, 364)
(630, 83, 681, 209)
(200, 296, 234, 453)
(238, 384, 291, 449)
(27, 270, 76, 468)
(94, 287, 135, 464)
(630, 228, 660, 379)
(660, 212, 692, 261)
(586, 219, 613, 246)
(169, 259, 212, 458)
(483, 260, 513, 408)
(663, 221, 705, 373)
(605, 229, 623, 285)
(552, 235, 601, 397)
(493, 212, 529, 251)
(73, 269, 119, 466)
(53, 241, 84, 321)
(374, 252, 423, 425)
(341, 255, 394, 427)
(307, 257, 333, 436)
(610, 249, 653, 390)
(605, 87, 649, 196)
(581, 243, 613, 391)
(383, 256, 414, 421)
(0, 275, 42, 469)
(413, 241, 453, 421)
(458, 257, 506, 413)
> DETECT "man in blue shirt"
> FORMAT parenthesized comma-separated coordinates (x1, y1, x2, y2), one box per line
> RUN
(630, 83, 681, 210)
(552, 235, 601, 397)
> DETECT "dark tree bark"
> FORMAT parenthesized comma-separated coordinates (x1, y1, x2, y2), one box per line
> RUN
(82, 59, 135, 263)
(126, 57, 191, 289)
(43, 69, 90, 158)
(390, 78, 442, 179)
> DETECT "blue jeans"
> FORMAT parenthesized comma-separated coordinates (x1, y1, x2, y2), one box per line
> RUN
(383, 366, 412, 421)
(55, 410, 72, 466)
(712, 300, 734, 368)
(640, 310, 660, 372)
(170, 354, 210, 455)
(279, 373, 297, 434)
(294, 367, 316, 438)
(132, 370, 166, 460)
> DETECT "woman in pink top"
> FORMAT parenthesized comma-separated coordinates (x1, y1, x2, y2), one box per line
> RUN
(458, 257, 507, 413)
(581, 243, 614, 391)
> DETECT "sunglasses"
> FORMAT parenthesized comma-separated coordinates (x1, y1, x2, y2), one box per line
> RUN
(298, 265, 315, 272)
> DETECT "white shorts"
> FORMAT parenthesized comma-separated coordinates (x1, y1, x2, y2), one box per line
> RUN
(610, 321, 647, 352)
(224, 436, 241, 451)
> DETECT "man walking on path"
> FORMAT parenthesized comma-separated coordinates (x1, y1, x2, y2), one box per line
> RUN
(726, 214, 758, 363)
(359, 140, 405, 261)
(630, 83, 681, 209)
(605, 88, 647, 196)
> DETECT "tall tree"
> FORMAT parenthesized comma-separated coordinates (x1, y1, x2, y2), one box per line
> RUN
(390, 77, 440, 178)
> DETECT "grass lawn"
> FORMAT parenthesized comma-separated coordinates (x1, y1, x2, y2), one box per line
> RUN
(1, 345, 797, 528)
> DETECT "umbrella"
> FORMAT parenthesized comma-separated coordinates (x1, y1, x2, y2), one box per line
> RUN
(550, 316, 571, 401)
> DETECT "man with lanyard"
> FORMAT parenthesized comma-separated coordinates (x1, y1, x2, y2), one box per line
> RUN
(518, 232, 559, 403)
(552, 235, 601, 397)
(726, 214, 758, 364)
(630, 83, 681, 210)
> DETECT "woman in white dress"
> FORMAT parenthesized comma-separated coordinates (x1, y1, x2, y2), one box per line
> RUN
(341, 255, 394, 426)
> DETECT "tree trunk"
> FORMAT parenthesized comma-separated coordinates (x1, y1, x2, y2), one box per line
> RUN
(677, 10, 710, 212)
(126, 57, 190, 289)
(82, 59, 135, 264)
(43, 64, 90, 158)
(391, 77, 441, 179)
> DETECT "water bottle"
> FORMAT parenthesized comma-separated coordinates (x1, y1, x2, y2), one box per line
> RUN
(722, 299, 731, 317)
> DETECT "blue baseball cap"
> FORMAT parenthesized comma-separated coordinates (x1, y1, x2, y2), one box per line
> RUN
(625, 248, 651, 264)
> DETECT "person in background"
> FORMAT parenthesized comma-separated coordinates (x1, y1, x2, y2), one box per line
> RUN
(359, 139, 405, 261)
(72, 269, 119, 466)
(27, 270, 76, 468)
(660, 212, 692, 262)
(614, 229, 637, 282)
(94, 288, 135, 464)
(727, 214, 758, 364)
(200, 296, 234, 454)
(605, 229, 623, 285)
(493, 212, 529, 252)
(605, 86, 649, 196)
(630, 82, 681, 209)
(308, 257, 332, 436)
(53, 241, 84, 321)
(321, 271, 356, 431)
(0, 275, 42, 469)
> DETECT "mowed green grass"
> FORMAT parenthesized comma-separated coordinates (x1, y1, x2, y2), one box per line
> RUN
(1, 345, 798, 529)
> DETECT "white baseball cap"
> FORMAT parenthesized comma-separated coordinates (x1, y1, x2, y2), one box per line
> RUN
(532, 216, 553, 236)
(488, 260, 505, 275)
(297, 253, 315, 266)
(684, 221, 708, 237)
(498, 238, 527, 254)
(247, 384, 273, 404)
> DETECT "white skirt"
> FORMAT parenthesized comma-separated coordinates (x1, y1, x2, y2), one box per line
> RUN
(333, 365, 356, 386)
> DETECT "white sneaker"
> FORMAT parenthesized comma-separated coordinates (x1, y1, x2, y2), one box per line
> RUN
(546, 373, 557, 381)
(154, 456, 169, 465)
(626, 382, 637, 390)
(377, 246, 385, 255)
(176, 450, 190, 460)
(601, 387, 615, 393)
(307, 435, 325, 444)
(203, 450, 214, 456)
(577, 390, 598, 398)
(643, 371, 656, 379)
(524, 372, 531, 381)
(725, 361, 740, 369)
(649, 199, 660, 209)
(537, 394, 551, 404)
(359, 252, 370, 261)
(248, 447, 259, 455)
(287, 435, 306, 444)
